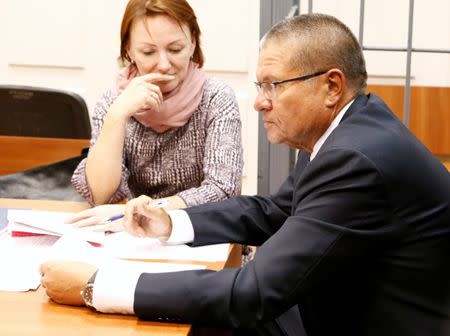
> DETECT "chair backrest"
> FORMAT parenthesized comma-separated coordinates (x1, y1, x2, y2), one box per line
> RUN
(0, 85, 91, 199)
(0, 85, 91, 139)
(0, 85, 91, 176)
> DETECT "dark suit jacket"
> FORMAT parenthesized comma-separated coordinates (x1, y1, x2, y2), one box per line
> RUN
(133, 94, 450, 335)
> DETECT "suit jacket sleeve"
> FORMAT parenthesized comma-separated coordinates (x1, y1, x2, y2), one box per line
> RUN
(132, 148, 389, 328)
(180, 151, 309, 247)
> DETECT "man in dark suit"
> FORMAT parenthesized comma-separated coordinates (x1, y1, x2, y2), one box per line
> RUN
(41, 14, 450, 336)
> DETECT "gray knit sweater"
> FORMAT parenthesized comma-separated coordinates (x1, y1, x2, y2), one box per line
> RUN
(72, 77, 243, 206)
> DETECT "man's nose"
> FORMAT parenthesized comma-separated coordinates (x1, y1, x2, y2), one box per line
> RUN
(254, 91, 272, 113)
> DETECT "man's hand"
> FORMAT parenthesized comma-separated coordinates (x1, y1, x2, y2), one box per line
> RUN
(40, 261, 97, 306)
(123, 195, 173, 239)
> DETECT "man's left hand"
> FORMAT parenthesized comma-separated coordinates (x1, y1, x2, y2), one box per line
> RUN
(40, 261, 97, 306)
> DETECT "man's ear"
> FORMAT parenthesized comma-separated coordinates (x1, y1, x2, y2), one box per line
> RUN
(324, 69, 345, 108)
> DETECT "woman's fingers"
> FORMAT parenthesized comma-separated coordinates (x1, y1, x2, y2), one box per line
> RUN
(91, 220, 124, 233)
(119, 74, 171, 115)
(65, 208, 96, 224)
(143, 89, 162, 110)
(65, 204, 125, 228)
(140, 73, 175, 84)
(71, 216, 104, 228)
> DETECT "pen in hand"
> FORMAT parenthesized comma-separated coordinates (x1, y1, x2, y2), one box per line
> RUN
(95, 199, 169, 233)
(102, 214, 124, 224)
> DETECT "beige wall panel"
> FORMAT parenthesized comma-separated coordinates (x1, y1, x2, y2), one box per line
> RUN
(6, 1, 87, 68)
(189, 0, 250, 72)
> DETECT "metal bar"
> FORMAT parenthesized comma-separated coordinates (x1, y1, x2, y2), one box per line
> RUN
(404, 0, 415, 126)
(257, 0, 273, 196)
(286, 5, 299, 18)
(408, 48, 450, 53)
(358, 0, 365, 45)
(363, 46, 450, 54)
(308, 0, 313, 13)
(258, 0, 299, 195)
(363, 46, 408, 52)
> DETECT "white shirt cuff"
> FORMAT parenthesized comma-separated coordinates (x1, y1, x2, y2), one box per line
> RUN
(92, 262, 141, 314)
(164, 210, 194, 244)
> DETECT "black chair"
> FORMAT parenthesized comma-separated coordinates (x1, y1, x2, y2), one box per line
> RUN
(0, 85, 91, 200)
(0, 85, 91, 139)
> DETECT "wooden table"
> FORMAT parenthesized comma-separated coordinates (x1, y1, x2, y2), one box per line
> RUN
(0, 136, 90, 176)
(0, 199, 241, 336)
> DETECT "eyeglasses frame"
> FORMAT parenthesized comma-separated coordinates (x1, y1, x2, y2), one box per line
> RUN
(254, 70, 328, 99)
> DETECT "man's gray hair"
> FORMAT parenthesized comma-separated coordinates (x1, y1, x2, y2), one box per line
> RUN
(263, 14, 367, 94)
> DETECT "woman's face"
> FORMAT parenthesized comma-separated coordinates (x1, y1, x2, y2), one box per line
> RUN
(127, 14, 195, 94)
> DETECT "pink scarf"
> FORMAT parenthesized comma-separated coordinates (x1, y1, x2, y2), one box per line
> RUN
(116, 61, 207, 133)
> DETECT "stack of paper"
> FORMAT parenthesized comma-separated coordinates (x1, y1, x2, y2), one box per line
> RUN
(6, 209, 230, 262)
(0, 233, 59, 291)
(103, 232, 230, 262)
(0, 233, 206, 292)
(7, 209, 106, 246)
(0, 209, 231, 292)
(45, 235, 208, 273)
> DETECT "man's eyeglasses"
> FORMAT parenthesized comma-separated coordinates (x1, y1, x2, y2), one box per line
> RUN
(254, 70, 328, 100)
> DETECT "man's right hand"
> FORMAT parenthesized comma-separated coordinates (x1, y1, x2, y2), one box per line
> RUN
(123, 195, 173, 239)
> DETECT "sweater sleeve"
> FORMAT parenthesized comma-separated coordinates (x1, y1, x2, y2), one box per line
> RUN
(71, 88, 131, 206)
(177, 80, 243, 206)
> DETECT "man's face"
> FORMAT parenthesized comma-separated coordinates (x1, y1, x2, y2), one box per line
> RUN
(254, 40, 333, 151)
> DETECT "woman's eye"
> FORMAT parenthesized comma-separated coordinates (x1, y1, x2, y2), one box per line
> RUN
(169, 49, 182, 54)
(142, 50, 155, 56)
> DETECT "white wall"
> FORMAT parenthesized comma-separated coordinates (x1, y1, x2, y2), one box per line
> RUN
(189, 0, 260, 195)
(0, 0, 260, 195)
(299, 0, 450, 86)
(0, 0, 128, 112)
(4, 1, 444, 196)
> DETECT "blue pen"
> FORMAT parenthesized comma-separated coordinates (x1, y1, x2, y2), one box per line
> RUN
(149, 199, 169, 208)
(104, 214, 124, 223)
(96, 214, 124, 234)
(102, 200, 168, 224)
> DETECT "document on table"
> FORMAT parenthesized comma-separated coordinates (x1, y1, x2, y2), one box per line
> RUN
(44, 235, 207, 274)
(6, 209, 230, 262)
(103, 232, 229, 262)
(7, 209, 106, 245)
(0, 208, 229, 291)
(0, 231, 207, 292)
(0, 233, 59, 291)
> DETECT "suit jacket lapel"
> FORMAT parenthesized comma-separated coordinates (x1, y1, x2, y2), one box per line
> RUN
(289, 95, 368, 213)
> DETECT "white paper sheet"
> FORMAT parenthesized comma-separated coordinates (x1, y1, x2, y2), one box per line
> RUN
(44, 235, 207, 272)
(102, 231, 229, 262)
(0, 233, 59, 291)
(7, 209, 230, 262)
(7, 209, 106, 245)
(0, 218, 212, 292)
